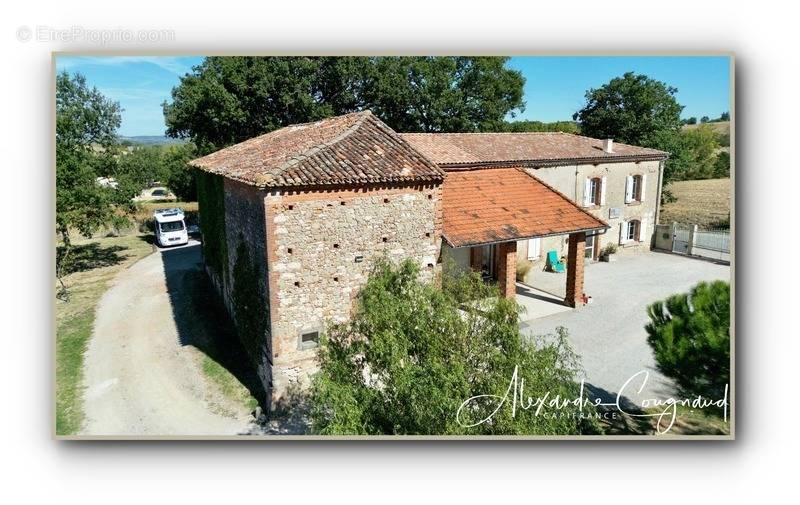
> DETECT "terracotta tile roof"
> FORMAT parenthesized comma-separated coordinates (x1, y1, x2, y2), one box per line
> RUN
(442, 168, 608, 248)
(190, 111, 444, 188)
(401, 132, 668, 167)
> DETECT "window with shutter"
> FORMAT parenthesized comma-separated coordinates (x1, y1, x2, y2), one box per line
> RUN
(527, 237, 541, 260)
(619, 220, 627, 244)
(583, 178, 592, 207)
(600, 176, 607, 206)
(640, 174, 647, 202)
(625, 175, 634, 203)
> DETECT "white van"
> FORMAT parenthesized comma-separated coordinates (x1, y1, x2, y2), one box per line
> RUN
(154, 208, 189, 247)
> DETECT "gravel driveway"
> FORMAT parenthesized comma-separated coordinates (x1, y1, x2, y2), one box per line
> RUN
(520, 252, 730, 406)
(81, 241, 255, 436)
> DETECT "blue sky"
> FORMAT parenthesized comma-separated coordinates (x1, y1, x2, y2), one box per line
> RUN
(56, 55, 731, 136)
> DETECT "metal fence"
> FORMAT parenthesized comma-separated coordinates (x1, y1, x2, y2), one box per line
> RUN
(654, 222, 731, 262)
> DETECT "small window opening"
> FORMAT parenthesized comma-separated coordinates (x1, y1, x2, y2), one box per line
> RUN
(299, 330, 320, 350)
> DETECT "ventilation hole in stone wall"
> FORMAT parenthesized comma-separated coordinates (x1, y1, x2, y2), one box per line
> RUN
(287, 204, 294, 210)
(333, 243, 340, 249)
(427, 263, 434, 269)
(381, 237, 388, 243)
(340, 201, 346, 206)
(294, 281, 300, 287)
(383, 198, 390, 203)
(333, 276, 339, 282)
(425, 232, 431, 238)
(427, 194, 433, 199)
(287, 247, 293, 254)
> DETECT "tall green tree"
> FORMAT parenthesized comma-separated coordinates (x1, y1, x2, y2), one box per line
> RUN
(163, 56, 525, 154)
(56, 72, 122, 294)
(645, 280, 730, 405)
(163, 143, 199, 201)
(573, 72, 683, 147)
(310, 260, 601, 435)
(652, 124, 721, 181)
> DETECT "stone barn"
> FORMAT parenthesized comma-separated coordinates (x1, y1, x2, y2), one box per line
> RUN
(190, 110, 665, 408)
(190, 111, 444, 407)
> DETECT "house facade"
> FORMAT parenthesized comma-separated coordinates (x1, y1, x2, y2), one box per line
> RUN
(400, 133, 668, 287)
(191, 111, 667, 408)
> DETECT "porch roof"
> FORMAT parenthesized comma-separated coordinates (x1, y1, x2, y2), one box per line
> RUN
(442, 168, 609, 248)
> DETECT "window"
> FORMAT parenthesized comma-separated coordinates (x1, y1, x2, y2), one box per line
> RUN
(584, 176, 606, 207)
(159, 221, 184, 232)
(585, 234, 596, 259)
(626, 220, 640, 241)
(299, 330, 320, 350)
(626, 174, 646, 203)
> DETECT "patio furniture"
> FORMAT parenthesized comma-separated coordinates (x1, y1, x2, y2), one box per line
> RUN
(546, 250, 565, 273)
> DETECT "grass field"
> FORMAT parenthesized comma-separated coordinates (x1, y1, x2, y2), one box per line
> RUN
(660, 178, 731, 227)
(55, 234, 154, 435)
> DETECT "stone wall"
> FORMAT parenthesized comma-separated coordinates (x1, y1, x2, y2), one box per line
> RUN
(265, 183, 442, 402)
(221, 178, 272, 401)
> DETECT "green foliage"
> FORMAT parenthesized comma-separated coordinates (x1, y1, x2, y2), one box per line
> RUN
(651, 124, 722, 182)
(363, 57, 525, 133)
(163, 143, 198, 201)
(196, 171, 227, 276)
(713, 151, 730, 178)
(684, 117, 697, 125)
(600, 243, 618, 258)
(501, 120, 580, 133)
(310, 259, 602, 435)
(231, 239, 268, 371)
(56, 71, 123, 294)
(164, 56, 525, 153)
(645, 281, 730, 405)
(573, 72, 683, 147)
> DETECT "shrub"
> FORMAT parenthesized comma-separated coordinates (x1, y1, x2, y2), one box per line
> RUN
(310, 259, 602, 435)
(516, 260, 532, 282)
(600, 243, 618, 258)
(645, 280, 730, 406)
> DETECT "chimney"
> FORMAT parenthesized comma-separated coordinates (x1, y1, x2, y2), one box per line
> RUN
(603, 138, 614, 153)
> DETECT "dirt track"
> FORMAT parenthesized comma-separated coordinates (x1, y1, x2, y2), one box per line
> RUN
(81, 242, 254, 436)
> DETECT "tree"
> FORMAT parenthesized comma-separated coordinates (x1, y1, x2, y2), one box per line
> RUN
(720, 111, 730, 121)
(685, 117, 697, 125)
(651, 124, 721, 182)
(56, 72, 122, 296)
(164, 57, 525, 153)
(573, 72, 683, 147)
(645, 281, 730, 406)
(501, 120, 580, 133)
(163, 143, 199, 201)
(309, 259, 602, 435)
(362, 57, 525, 133)
(713, 151, 730, 178)
(700, 115, 710, 123)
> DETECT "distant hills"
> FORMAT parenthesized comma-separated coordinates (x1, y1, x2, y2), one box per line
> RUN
(120, 135, 186, 146)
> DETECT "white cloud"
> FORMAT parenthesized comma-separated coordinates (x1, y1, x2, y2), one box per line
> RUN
(56, 56, 196, 76)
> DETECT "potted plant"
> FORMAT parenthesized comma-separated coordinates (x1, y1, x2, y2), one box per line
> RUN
(599, 243, 618, 262)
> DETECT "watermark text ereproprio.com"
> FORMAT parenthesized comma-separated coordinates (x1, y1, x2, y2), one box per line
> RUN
(17, 25, 175, 44)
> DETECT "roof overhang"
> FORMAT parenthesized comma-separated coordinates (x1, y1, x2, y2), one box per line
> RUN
(442, 168, 610, 249)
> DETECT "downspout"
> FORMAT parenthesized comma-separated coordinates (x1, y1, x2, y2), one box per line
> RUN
(654, 159, 666, 225)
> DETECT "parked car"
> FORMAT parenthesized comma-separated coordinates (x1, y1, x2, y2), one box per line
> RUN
(154, 208, 189, 247)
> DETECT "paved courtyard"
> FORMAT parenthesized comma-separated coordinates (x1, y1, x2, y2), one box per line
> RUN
(518, 252, 730, 406)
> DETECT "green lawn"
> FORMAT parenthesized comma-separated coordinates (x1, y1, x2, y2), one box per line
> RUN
(55, 234, 154, 435)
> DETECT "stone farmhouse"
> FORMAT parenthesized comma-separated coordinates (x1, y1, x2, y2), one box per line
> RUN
(190, 110, 668, 407)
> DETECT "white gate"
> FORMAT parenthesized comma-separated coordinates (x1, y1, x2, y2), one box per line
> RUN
(672, 224, 691, 254)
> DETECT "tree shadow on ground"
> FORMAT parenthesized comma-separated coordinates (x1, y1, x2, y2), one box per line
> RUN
(585, 382, 729, 435)
(160, 244, 266, 411)
(58, 242, 129, 275)
(584, 382, 656, 435)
